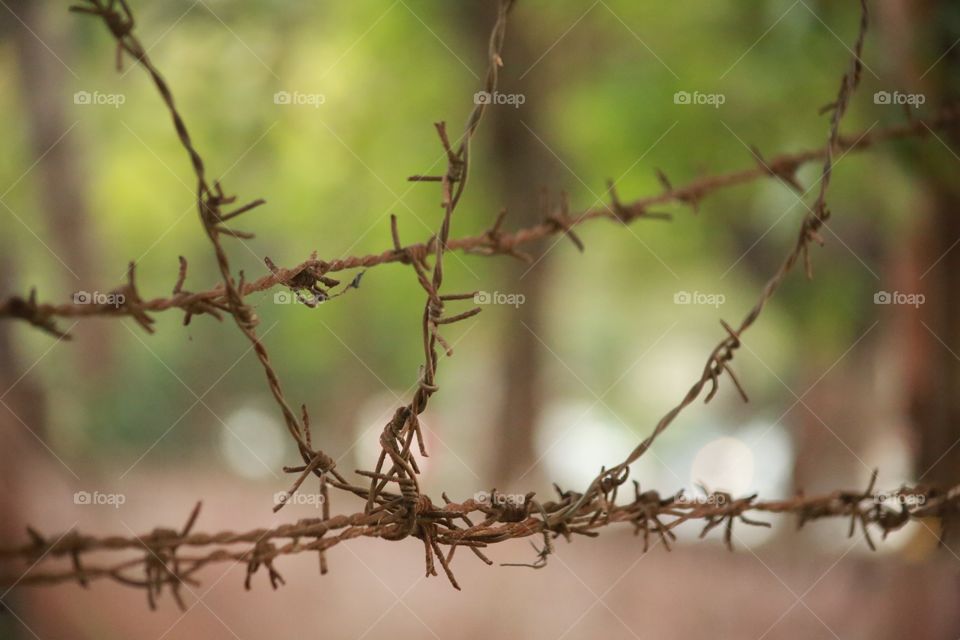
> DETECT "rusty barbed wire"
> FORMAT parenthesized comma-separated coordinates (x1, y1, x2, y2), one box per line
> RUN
(3, 104, 959, 338)
(1, 0, 958, 607)
(551, 0, 874, 528)
(2, 478, 958, 606)
(67, 0, 346, 498)
(359, 0, 517, 563)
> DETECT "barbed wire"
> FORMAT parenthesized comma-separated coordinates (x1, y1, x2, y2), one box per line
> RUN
(2, 477, 958, 603)
(3, 105, 958, 338)
(67, 0, 347, 500)
(1, 0, 957, 608)
(549, 0, 873, 528)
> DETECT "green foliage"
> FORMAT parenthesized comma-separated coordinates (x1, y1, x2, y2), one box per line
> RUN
(0, 0, 920, 470)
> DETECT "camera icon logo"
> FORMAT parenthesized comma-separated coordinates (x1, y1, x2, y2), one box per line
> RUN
(673, 291, 692, 305)
(474, 91, 492, 105)
(473, 291, 492, 304)
(274, 291, 294, 304)
(874, 91, 892, 105)
(273, 91, 292, 105)
(73, 491, 91, 505)
(673, 91, 692, 105)
(74, 91, 92, 105)
(874, 291, 892, 304)
(73, 291, 92, 304)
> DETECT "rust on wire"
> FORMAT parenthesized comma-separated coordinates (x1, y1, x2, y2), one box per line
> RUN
(66, 0, 346, 508)
(3, 108, 959, 334)
(2, 0, 959, 605)
(3, 480, 958, 593)
(549, 0, 874, 533)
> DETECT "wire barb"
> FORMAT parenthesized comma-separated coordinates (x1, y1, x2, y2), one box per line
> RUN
(4, 0, 959, 606)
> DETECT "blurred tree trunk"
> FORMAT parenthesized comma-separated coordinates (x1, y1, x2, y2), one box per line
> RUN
(459, 2, 559, 486)
(2, 7, 111, 632)
(2, 7, 83, 635)
(912, 4, 960, 501)
(879, 4, 960, 636)
(879, 1, 960, 516)
(487, 127, 550, 487)
(8, 0, 112, 374)
(871, 20, 960, 640)
(0, 254, 45, 640)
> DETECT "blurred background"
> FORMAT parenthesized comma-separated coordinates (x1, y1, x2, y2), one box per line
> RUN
(1, 0, 959, 638)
